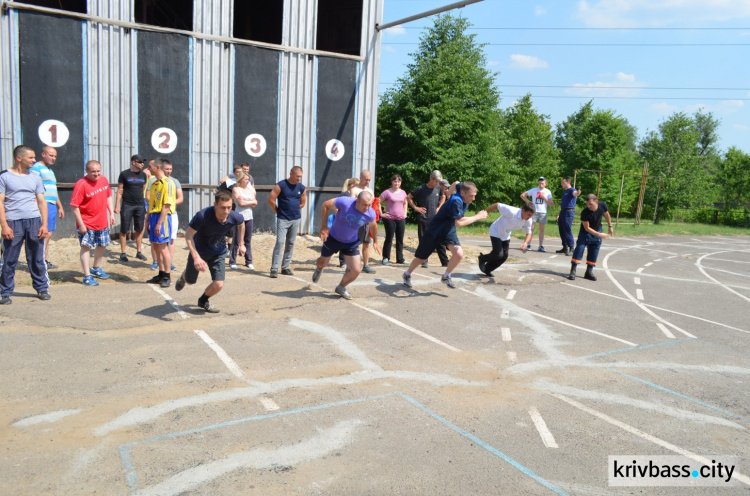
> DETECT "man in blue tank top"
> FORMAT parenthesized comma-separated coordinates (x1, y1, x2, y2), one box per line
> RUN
(267, 166, 307, 278)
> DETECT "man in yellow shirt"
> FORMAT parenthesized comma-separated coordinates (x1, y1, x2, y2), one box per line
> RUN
(146, 158, 176, 288)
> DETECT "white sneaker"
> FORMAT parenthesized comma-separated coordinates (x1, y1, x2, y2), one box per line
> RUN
(230, 264, 238, 270)
(246, 263, 255, 270)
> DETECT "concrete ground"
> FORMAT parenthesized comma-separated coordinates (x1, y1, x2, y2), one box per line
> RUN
(1, 233, 749, 495)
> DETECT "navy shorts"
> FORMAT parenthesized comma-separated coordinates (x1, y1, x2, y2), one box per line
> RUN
(321, 236, 361, 258)
(414, 231, 459, 260)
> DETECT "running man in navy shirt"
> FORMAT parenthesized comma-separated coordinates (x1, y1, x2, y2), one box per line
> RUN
(312, 190, 380, 300)
(175, 190, 245, 313)
(403, 181, 487, 289)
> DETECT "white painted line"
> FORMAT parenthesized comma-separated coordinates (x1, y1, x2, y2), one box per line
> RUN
(668, 255, 677, 259)
(259, 397, 280, 411)
(644, 262, 653, 267)
(634, 277, 641, 285)
(518, 275, 525, 282)
(528, 406, 559, 448)
(523, 308, 638, 346)
(654, 259, 662, 262)
(150, 285, 189, 319)
(644, 303, 750, 335)
(349, 301, 461, 352)
(501, 327, 512, 342)
(562, 282, 630, 302)
(549, 255, 558, 259)
(656, 323, 675, 339)
(13, 409, 81, 427)
(636, 289, 644, 301)
(548, 392, 750, 486)
(288, 319, 383, 372)
(501, 309, 510, 319)
(696, 252, 750, 304)
(507, 290, 517, 300)
(194, 330, 244, 378)
(506, 351, 517, 364)
(636, 267, 644, 274)
(602, 249, 693, 339)
(698, 265, 750, 279)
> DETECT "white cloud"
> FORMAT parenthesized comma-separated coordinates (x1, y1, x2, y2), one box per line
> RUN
(383, 25, 406, 36)
(649, 102, 680, 114)
(576, 0, 750, 28)
(686, 100, 744, 115)
(487, 61, 500, 67)
(508, 54, 549, 70)
(535, 6, 547, 15)
(735, 124, 750, 131)
(565, 73, 646, 98)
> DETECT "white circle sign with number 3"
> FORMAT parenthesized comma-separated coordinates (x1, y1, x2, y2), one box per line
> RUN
(38, 120, 70, 147)
(151, 127, 177, 154)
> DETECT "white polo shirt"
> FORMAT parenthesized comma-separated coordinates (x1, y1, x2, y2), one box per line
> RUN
(489, 203, 533, 241)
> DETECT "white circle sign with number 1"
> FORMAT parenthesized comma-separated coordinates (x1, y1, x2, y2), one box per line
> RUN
(151, 127, 177, 154)
(245, 133, 267, 157)
(38, 120, 70, 147)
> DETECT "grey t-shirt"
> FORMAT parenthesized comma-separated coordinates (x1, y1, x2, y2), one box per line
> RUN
(0, 171, 44, 221)
(410, 184, 445, 221)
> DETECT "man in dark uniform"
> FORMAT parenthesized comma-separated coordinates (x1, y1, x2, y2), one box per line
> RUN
(567, 194, 614, 281)
(556, 176, 581, 255)
(407, 170, 447, 268)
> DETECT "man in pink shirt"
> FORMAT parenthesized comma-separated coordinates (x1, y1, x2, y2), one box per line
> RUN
(70, 160, 115, 286)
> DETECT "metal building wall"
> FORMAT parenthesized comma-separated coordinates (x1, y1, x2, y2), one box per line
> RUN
(192, 0, 234, 212)
(87, 0, 135, 181)
(356, 0, 384, 178)
(0, 9, 22, 163)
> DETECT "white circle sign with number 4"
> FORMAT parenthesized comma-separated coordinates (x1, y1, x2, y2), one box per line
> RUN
(151, 127, 177, 154)
(325, 139, 345, 162)
(38, 120, 70, 147)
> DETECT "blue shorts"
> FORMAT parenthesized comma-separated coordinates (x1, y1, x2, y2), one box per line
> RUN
(321, 236, 361, 258)
(47, 203, 57, 232)
(78, 228, 111, 248)
(149, 215, 172, 244)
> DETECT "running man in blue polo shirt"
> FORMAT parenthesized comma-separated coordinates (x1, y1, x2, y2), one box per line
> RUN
(312, 190, 380, 300)
(403, 181, 487, 289)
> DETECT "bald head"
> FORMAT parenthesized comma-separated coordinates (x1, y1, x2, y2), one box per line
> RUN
(40, 146, 57, 166)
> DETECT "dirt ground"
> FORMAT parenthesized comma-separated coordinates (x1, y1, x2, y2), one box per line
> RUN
(17, 231, 488, 286)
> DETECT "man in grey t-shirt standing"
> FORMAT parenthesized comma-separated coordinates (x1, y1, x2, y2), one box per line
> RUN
(407, 170, 447, 268)
(0, 145, 51, 304)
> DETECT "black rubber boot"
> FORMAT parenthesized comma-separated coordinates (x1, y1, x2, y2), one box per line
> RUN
(584, 265, 597, 281)
(567, 264, 577, 280)
(555, 246, 567, 254)
(564, 246, 571, 256)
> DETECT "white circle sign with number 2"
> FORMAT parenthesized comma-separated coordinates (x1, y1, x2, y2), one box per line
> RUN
(151, 127, 177, 154)
(38, 120, 70, 147)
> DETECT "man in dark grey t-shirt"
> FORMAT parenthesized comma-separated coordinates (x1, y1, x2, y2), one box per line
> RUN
(407, 170, 447, 267)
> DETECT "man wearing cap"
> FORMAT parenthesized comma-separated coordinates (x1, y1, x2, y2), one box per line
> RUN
(30, 146, 65, 269)
(407, 170, 448, 268)
(115, 154, 150, 262)
(520, 177, 554, 252)
(555, 177, 581, 256)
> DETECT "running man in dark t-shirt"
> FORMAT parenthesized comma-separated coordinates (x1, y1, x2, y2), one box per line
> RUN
(567, 194, 613, 281)
(115, 154, 150, 262)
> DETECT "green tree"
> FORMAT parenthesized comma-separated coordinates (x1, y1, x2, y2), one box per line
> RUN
(718, 147, 750, 206)
(499, 94, 559, 201)
(376, 14, 510, 205)
(555, 101, 640, 212)
(639, 111, 720, 223)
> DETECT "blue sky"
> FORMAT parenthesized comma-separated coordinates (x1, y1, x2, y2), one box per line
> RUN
(378, 0, 750, 154)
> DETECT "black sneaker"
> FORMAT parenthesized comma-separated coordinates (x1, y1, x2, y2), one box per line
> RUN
(175, 276, 185, 291)
(478, 253, 486, 274)
(281, 268, 294, 276)
(0, 296, 11, 305)
(146, 274, 163, 284)
(441, 274, 456, 289)
(37, 291, 51, 301)
(135, 251, 147, 261)
(159, 277, 171, 288)
(312, 267, 322, 283)
(270, 270, 279, 278)
(201, 299, 219, 313)
(119, 253, 128, 262)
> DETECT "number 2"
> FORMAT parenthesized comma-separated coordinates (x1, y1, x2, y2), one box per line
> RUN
(158, 132, 170, 149)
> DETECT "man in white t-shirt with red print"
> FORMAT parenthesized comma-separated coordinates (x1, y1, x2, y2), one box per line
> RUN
(520, 176, 554, 252)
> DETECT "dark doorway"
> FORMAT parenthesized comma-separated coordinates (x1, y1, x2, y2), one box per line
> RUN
(234, 0, 283, 45)
(134, 0, 193, 31)
(316, 0, 362, 56)
(15, 0, 86, 13)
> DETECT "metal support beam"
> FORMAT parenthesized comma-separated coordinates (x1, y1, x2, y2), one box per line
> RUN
(376, 0, 485, 31)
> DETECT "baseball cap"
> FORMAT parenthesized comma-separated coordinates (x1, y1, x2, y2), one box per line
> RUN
(438, 179, 450, 187)
(131, 154, 145, 162)
(538, 176, 546, 181)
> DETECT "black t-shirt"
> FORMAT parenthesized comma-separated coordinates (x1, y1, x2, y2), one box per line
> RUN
(410, 184, 445, 220)
(579, 201, 609, 234)
(118, 169, 148, 205)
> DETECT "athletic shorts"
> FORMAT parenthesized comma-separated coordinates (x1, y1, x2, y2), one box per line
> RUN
(321, 236, 361, 258)
(120, 202, 146, 233)
(78, 228, 111, 248)
(184, 252, 225, 284)
(148, 215, 172, 244)
(357, 224, 372, 244)
(170, 212, 179, 241)
(414, 231, 459, 260)
(532, 211, 548, 224)
(47, 203, 57, 232)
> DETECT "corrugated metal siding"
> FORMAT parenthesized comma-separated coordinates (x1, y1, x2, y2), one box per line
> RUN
(86, 0, 135, 181)
(356, 0, 383, 177)
(0, 10, 22, 162)
(192, 0, 233, 212)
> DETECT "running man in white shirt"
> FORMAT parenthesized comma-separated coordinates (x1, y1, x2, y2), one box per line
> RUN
(478, 202, 535, 277)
